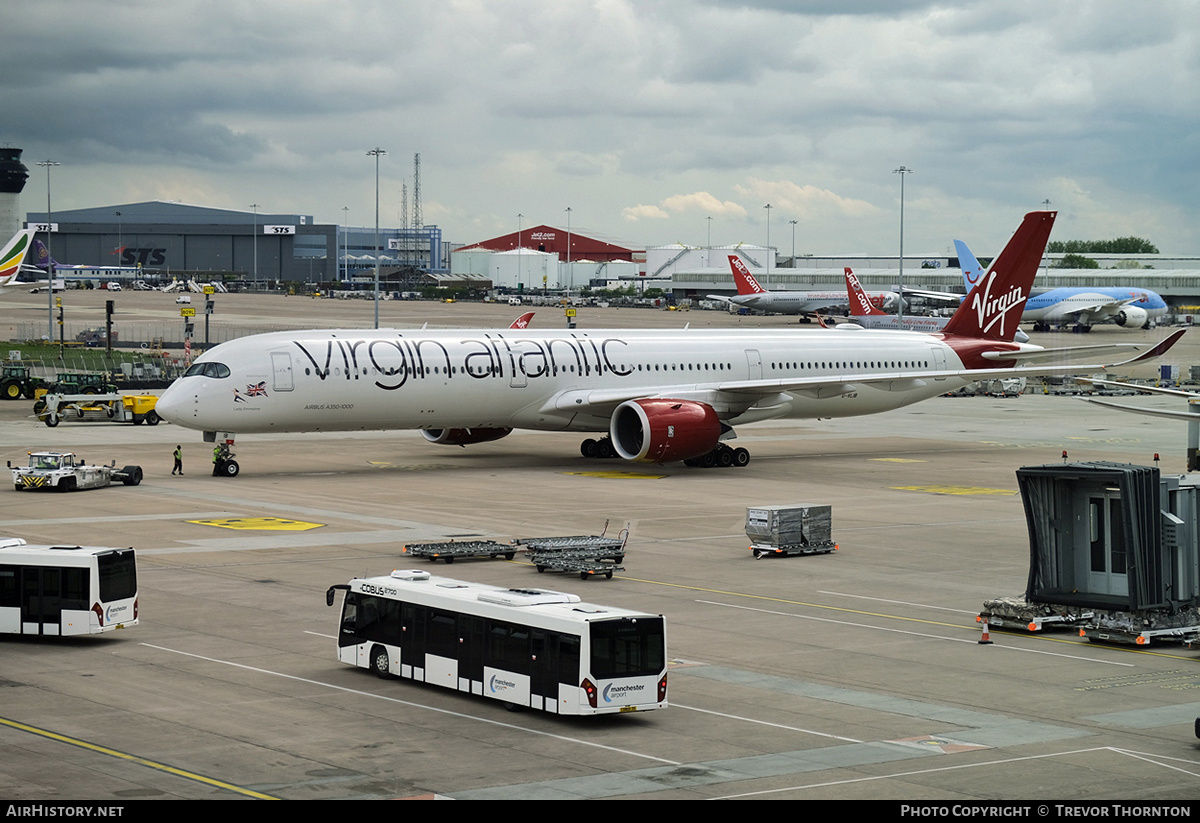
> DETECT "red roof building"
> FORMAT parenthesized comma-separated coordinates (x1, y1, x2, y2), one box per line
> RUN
(463, 225, 635, 262)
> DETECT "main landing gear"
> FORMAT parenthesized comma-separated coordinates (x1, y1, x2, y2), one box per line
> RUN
(683, 443, 750, 469)
(580, 436, 617, 459)
(578, 438, 751, 469)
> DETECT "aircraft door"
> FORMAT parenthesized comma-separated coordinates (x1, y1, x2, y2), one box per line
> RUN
(931, 346, 947, 379)
(744, 349, 762, 380)
(271, 352, 294, 391)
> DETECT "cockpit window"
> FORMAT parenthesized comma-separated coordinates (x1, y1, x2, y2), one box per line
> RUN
(184, 362, 231, 378)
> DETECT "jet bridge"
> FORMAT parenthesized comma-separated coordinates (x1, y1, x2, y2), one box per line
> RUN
(980, 461, 1200, 646)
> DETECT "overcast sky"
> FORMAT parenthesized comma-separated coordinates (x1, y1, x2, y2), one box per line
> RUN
(4, 0, 1197, 257)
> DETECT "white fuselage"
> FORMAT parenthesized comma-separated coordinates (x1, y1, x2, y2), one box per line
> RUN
(156, 327, 972, 437)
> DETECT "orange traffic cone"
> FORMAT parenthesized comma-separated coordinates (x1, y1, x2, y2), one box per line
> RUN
(978, 619, 993, 645)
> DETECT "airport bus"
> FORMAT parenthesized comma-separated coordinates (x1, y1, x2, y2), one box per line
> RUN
(0, 539, 138, 636)
(326, 569, 667, 715)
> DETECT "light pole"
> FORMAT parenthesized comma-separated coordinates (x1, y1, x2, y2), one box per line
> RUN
(789, 219, 798, 268)
(517, 213, 524, 291)
(565, 206, 572, 290)
(763, 203, 772, 286)
(893, 166, 912, 323)
(37, 160, 59, 341)
(115, 211, 122, 269)
(367, 148, 386, 328)
(249, 203, 259, 290)
(341, 205, 349, 283)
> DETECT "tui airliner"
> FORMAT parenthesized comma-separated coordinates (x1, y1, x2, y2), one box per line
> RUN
(155, 211, 1183, 475)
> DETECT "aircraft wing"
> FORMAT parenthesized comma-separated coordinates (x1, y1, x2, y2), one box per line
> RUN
(542, 330, 1186, 421)
(1041, 299, 1126, 323)
(900, 286, 964, 303)
(979, 329, 1185, 365)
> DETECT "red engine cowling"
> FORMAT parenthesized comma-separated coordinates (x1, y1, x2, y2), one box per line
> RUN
(1114, 306, 1148, 328)
(610, 399, 722, 463)
(420, 427, 513, 446)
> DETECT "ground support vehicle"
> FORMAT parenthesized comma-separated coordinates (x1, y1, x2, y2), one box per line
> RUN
(1, 365, 48, 400)
(34, 393, 160, 427)
(746, 503, 837, 558)
(10, 451, 143, 491)
(748, 540, 838, 559)
(326, 569, 667, 715)
(47, 372, 117, 395)
(0, 538, 138, 635)
(516, 535, 628, 580)
(402, 540, 516, 564)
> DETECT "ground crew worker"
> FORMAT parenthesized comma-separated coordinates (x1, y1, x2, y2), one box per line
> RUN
(172, 445, 183, 475)
(213, 445, 222, 476)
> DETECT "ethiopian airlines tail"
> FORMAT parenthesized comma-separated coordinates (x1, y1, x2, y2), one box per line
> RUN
(728, 255, 768, 295)
(0, 229, 36, 289)
(942, 210, 1054, 342)
(845, 268, 888, 317)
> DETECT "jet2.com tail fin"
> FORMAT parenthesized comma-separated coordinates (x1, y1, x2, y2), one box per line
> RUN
(0, 228, 36, 286)
(727, 255, 768, 296)
(844, 267, 887, 317)
(942, 210, 1055, 342)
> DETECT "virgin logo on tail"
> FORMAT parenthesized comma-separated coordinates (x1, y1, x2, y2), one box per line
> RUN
(943, 210, 1054, 342)
(728, 255, 767, 295)
(969, 270, 1026, 338)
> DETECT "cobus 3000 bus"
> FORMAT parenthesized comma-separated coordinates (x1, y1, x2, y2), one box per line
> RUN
(326, 570, 667, 715)
(0, 539, 138, 635)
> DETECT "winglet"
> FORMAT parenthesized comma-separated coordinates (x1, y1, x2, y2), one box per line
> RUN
(942, 211, 1055, 341)
(845, 267, 887, 317)
(728, 255, 767, 295)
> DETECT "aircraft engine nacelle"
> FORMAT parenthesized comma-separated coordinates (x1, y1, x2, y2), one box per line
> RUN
(609, 399, 722, 463)
(1114, 306, 1149, 328)
(421, 427, 513, 446)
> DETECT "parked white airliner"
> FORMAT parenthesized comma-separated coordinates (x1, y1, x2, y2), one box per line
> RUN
(707, 254, 898, 316)
(155, 211, 1183, 475)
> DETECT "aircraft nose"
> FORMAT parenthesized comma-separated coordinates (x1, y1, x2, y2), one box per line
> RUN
(154, 382, 187, 424)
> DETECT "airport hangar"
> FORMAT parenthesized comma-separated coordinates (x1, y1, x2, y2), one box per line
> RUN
(25, 201, 447, 286)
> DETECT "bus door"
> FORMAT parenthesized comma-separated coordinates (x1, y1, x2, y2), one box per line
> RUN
(458, 615, 485, 695)
(530, 631, 555, 712)
(530, 631, 580, 713)
(20, 567, 64, 635)
(401, 603, 425, 681)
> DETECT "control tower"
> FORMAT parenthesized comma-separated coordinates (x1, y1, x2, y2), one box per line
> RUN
(0, 146, 29, 239)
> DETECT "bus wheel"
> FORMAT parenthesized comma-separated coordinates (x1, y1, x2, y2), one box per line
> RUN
(370, 645, 391, 678)
(503, 702, 524, 713)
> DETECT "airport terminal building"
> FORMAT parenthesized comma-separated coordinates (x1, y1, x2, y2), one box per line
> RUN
(25, 201, 446, 285)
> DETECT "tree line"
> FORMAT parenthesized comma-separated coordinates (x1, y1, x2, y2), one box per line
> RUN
(1047, 237, 1158, 254)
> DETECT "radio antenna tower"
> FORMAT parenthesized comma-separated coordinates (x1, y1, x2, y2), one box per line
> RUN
(412, 153, 422, 231)
(400, 181, 408, 266)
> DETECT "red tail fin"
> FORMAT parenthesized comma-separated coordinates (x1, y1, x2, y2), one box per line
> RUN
(509, 311, 534, 329)
(844, 267, 887, 317)
(728, 255, 767, 295)
(941, 211, 1055, 341)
